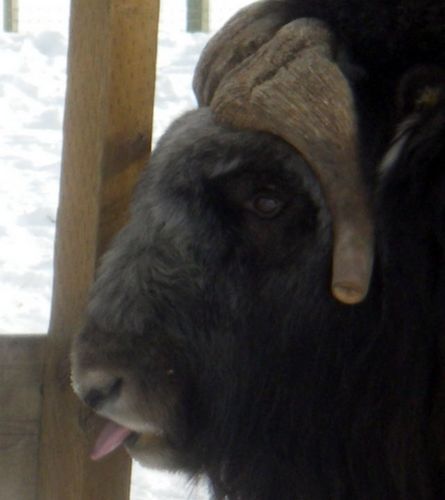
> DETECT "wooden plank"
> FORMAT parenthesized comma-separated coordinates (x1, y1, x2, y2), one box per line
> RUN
(187, 0, 209, 32)
(0, 336, 45, 500)
(3, 0, 19, 32)
(37, 1, 160, 499)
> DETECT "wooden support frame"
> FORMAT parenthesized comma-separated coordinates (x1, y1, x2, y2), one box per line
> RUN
(187, 0, 209, 32)
(0, 336, 45, 499)
(3, 0, 19, 32)
(35, 1, 160, 499)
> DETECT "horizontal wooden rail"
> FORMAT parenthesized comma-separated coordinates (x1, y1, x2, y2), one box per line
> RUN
(0, 335, 46, 500)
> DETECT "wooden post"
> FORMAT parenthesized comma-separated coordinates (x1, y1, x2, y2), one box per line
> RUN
(4, 0, 19, 32)
(187, 0, 209, 32)
(37, 1, 160, 499)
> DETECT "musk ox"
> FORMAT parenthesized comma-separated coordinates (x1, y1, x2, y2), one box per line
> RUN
(71, 2, 445, 499)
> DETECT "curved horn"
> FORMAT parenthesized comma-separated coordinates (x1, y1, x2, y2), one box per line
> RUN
(198, 18, 374, 304)
(193, 1, 294, 106)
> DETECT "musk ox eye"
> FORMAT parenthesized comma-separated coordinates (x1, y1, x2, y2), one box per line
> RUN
(245, 194, 284, 218)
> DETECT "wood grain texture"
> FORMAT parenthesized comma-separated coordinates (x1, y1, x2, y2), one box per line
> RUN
(0, 336, 45, 500)
(37, 1, 160, 499)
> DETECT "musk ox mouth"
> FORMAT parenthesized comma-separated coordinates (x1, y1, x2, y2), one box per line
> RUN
(91, 420, 140, 460)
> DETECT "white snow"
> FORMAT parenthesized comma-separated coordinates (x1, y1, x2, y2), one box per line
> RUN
(0, 0, 253, 497)
(0, 30, 65, 333)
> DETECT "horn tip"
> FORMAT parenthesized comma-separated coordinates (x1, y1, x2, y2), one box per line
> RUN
(332, 282, 367, 305)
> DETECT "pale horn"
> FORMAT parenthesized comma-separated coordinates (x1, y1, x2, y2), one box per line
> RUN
(194, 1, 295, 106)
(194, 14, 374, 305)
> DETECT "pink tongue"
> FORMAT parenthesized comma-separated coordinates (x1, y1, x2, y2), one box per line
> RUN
(91, 421, 133, 461)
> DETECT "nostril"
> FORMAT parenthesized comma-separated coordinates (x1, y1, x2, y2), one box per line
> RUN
(83, 377, 123, 410)
(84, 389, 107, 409)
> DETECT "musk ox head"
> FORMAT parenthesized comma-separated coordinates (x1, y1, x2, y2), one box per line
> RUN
(71, 5, 383, 496)
(71, 107, 345, 466)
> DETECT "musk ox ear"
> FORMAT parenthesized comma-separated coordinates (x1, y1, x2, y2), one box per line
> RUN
(396, 65, 445, 117)
(380, 65, 445, 179)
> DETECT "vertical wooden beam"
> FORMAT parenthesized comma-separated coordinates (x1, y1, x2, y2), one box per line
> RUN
(4, 0, 19, 32)
(37, 1, 160, 499)
(187, 0, 209, 32)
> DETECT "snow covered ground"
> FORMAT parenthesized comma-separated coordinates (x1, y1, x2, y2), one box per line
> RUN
(0, 0, 253, 497)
